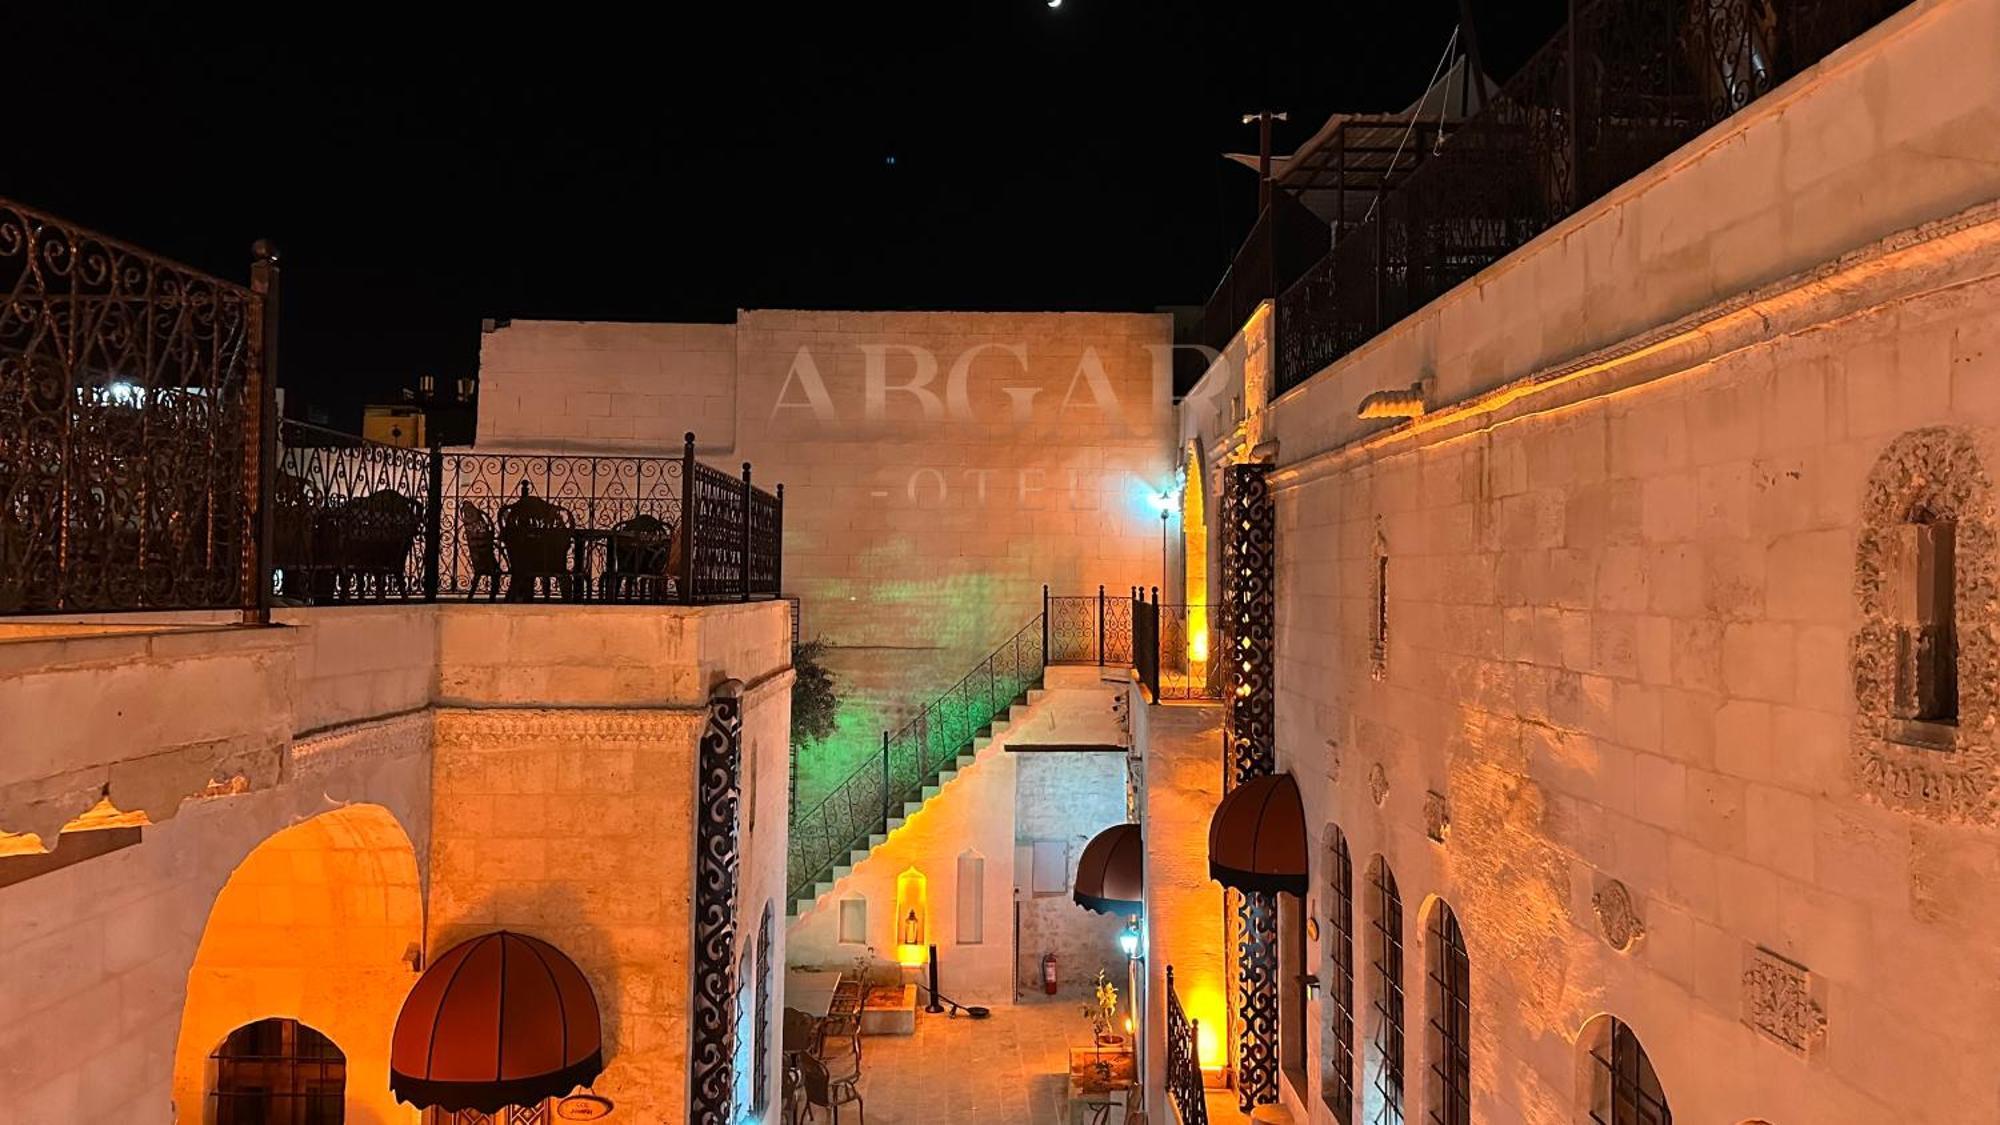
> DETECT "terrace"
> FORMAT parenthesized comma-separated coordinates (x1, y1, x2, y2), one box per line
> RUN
(1185, 0, 1913, 396)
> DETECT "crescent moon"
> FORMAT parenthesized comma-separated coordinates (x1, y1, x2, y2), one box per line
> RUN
(1048, 0, 1061, 7)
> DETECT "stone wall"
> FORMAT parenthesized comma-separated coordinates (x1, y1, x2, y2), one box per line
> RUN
(0, 598, 791, 1122)
(474, 310, 1177, 807)
(1272, 0, 2000, 464)
(1013, 748, 1131, 1003)
(426, 599, 792, 1122)
(1137, 700, 1229, 1110)
(1257, 199, 2000, 1123)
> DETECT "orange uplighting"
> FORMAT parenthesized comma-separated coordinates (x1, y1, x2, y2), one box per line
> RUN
(893, 866, 929, 966)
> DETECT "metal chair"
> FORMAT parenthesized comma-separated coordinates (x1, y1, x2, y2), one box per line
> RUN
(457, 500, 504, 600)
(497, 483, 576, 601)
(603, 513, 675, 601)
(799, 1053, 862, 1124)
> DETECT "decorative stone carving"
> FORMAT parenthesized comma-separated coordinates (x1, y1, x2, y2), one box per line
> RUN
(434, 708, 692, 745)
(1850, 427, 2000, 823)
(1423, 790, 1450, 843)
(288, 710, 433, 780)
(1591, 879, 1645, 952)
(1326, 738, 1342, 785)
(1742, 946, 1827, 1059)
(689, 682, 745, 1124)
(1369, 764, 1390, 807)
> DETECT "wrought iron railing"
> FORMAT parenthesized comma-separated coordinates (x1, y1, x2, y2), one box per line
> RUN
(275, 425, 783, 606)
(1046, 586, 1223, 701)
(0, 198, 270, 615)
(1264, 0, 1910, 393)
(1166, 965, 1210, 1125)
(1047, 585, 1136, 666)
(787, 612, 1046, 906)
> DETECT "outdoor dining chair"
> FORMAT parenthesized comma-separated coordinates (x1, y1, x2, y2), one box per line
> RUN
(799, 1053, 863, 1124)
(497, 483, 575, 600)
(603, 513, 675, 600)
(457, 501, 504, 600)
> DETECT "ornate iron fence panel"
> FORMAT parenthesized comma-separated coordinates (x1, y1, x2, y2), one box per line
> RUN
(1270, 0, 1909, 394)
(274, 421, 430, 603)
(688, 459, 747, 603)
(437, 449, 686, 599)
(1047, 594, 1100, 663)
(787, 612, 1045, 907)
(0, 199, 259, 613)
(1166, 965, 1211, 1125)
(1156, 602, 1224, 701)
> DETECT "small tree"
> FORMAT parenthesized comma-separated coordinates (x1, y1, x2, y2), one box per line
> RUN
(792, 638, 839, 749)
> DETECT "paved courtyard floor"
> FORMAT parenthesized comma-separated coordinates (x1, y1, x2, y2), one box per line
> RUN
(839, 999, 1250, 1125)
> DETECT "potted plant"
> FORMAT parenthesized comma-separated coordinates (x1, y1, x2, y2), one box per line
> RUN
(1082, 970, 1123, 1047)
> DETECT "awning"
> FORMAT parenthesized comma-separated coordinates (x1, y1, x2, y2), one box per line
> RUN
(390, 931, 605, 1113)
(1208, 773, 1308, 895)
(1073, 822, 1144, 915)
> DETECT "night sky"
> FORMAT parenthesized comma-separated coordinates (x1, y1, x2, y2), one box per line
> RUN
(9, 2, 1564, 428)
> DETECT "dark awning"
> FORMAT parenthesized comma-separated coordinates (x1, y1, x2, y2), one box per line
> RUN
(390, 931, 605, 1113)
(1073, 822, 1144, 915)
(1208, 772, 1308, 895)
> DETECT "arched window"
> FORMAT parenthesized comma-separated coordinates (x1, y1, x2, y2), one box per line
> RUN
(1584, 1016, 1672, 1125)
(1366, 856, 1405, 1125)
(210, 1017, 344, 1124)
(1323, 827, 1357, 1123)
(1423, 901, 1470, 1125)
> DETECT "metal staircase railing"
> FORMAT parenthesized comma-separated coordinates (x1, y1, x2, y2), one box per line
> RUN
(786, 611, 1046, 908)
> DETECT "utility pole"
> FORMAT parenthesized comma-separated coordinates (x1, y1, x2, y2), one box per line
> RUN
(1241, 110, 1288, 213)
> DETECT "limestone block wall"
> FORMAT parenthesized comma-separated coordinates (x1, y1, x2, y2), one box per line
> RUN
(1271, 0, 2000, 464)
(1259, 207, 2000, 1122)
(784, 732, 1022, 1001)
(426, 598, 792, 1122)
(0, 703, 429, 1123)
(1013, 748, 1131, 1003)
(474, 310, 1177, 807)
(476, 320, 738, 450)
(1138, 699, 1229, 1118)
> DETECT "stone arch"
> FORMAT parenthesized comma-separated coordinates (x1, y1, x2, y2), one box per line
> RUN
(1850, 426, 2000, 821)
(1574, 1012, 1673, 1125)
(173, 803, 422, 1124)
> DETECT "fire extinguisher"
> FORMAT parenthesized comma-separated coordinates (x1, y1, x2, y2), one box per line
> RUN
(1042, 953, 1059, 995)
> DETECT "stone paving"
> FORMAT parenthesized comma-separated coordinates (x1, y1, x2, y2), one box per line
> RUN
(832, 999, 1251, 1125)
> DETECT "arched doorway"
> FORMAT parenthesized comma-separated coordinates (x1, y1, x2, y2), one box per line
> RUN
(174, 804, 423, 1123)
(210, 1017, 345, 1124)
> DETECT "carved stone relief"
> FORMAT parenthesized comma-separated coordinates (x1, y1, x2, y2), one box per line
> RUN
(1591, 879, 1645, 952)
(1369, 764, 1389, 807)
(1423, 789, 1450, 843)
(1850, 427, 2000, 822)
(1742, 946, 1827, 1059)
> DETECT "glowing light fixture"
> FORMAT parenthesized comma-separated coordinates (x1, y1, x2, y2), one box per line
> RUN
(1117, 922, 1141, 959)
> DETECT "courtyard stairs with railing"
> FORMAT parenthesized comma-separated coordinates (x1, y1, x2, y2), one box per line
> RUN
(787, 685, 1053, 918)
(786, 612, 1049, 917)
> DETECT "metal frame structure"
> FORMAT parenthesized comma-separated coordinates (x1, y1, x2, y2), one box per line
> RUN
(689, 682, 745, 1125)
(1587, 1018, 1673, 1125)
(1423, 903, 1471, 1125)
(1368, 858, 1406, 1125)
(1166, 965, 1211, 1125)
(1324, 828, 1358, 1124)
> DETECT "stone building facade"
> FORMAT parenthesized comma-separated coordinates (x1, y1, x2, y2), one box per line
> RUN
(1165, 0, 2000, 1120)
(474, 310, 1177, 805)
(0, 602, 791, 1122)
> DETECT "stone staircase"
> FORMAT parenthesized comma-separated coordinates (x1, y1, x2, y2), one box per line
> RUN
(789, 684, 1047, 917)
